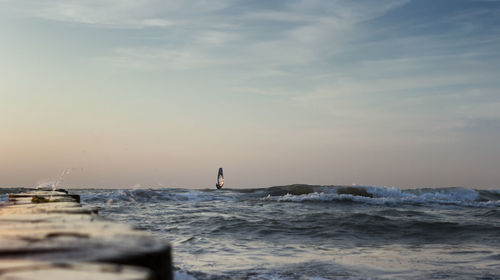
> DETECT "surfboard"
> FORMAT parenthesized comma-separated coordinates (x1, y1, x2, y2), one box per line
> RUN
(216, 167, 224, 189)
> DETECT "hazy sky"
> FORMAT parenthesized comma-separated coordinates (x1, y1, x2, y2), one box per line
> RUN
(1, 0, 499, 189)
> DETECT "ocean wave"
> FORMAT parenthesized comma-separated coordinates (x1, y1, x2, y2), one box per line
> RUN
(75, 185, 500, 208)
(80, 188, 238, 204)
(260, 185, 500, 208)
(174, 270, 197, 280)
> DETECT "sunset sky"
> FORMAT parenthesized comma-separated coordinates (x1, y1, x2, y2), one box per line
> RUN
(1, 0, 499, 189)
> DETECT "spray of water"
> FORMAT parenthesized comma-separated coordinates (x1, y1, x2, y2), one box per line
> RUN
(35, 168, 77, 200)
(113, 184, 152, 212)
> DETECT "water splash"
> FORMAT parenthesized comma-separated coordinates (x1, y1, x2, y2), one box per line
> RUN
(35, 168, 78, 200)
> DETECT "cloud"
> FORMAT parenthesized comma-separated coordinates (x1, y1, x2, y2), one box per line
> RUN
(196, 31, 242, 46)
(24, 0, 233, 28)
(3, 0, 414, 73)
(139, 18, 175, 28)
(102, 47, 219, 70)
(7, 0, 499, 112)
(451, 117, 500, 139)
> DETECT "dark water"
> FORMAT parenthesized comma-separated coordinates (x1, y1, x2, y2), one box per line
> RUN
(3, 185, 500, 279)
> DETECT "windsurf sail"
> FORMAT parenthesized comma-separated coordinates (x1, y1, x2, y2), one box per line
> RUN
(216, 167, 224, 189)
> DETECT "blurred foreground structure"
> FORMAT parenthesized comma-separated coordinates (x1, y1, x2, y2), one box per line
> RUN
(0, 189, 172, 280)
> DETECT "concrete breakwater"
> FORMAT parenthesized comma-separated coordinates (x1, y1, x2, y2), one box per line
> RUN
(0, 188, 172, 280)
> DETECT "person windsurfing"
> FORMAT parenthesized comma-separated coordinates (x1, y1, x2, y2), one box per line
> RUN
(216, 167, 224, 189)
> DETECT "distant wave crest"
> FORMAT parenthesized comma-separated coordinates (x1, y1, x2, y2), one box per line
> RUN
(74, 184, 500, 208)
(260, 185, 500, 207)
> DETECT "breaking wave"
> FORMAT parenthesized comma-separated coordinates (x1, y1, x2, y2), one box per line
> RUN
(261, 185, 500, 208)
(74, 185, 500, 208)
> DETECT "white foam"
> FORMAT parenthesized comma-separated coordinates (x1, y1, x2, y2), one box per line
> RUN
(262, 186, 500, 208)
(364, 186, 411, 199)
(263, 192, 386, 205)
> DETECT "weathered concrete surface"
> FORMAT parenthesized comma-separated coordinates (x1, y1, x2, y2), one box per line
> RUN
(0, 260, 152, 280)
(0, 189, 172, 280)
(9, 192, 81, 203)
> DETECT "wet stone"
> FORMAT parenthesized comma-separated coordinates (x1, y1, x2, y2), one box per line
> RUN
(0, 189, 172, 280)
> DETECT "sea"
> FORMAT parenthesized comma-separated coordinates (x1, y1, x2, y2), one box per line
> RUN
(2, 185, 500, 279)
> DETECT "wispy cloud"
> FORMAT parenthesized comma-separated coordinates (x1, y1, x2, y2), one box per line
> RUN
(102, 47, 219, 70)
(196, 31, 242, 46)
(4, 0, 500, 120)
(9, 0, 408, 56)
(23, 0, 232, 28)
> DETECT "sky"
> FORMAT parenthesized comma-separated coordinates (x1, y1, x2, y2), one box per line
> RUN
(1, 0, 499, 189)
